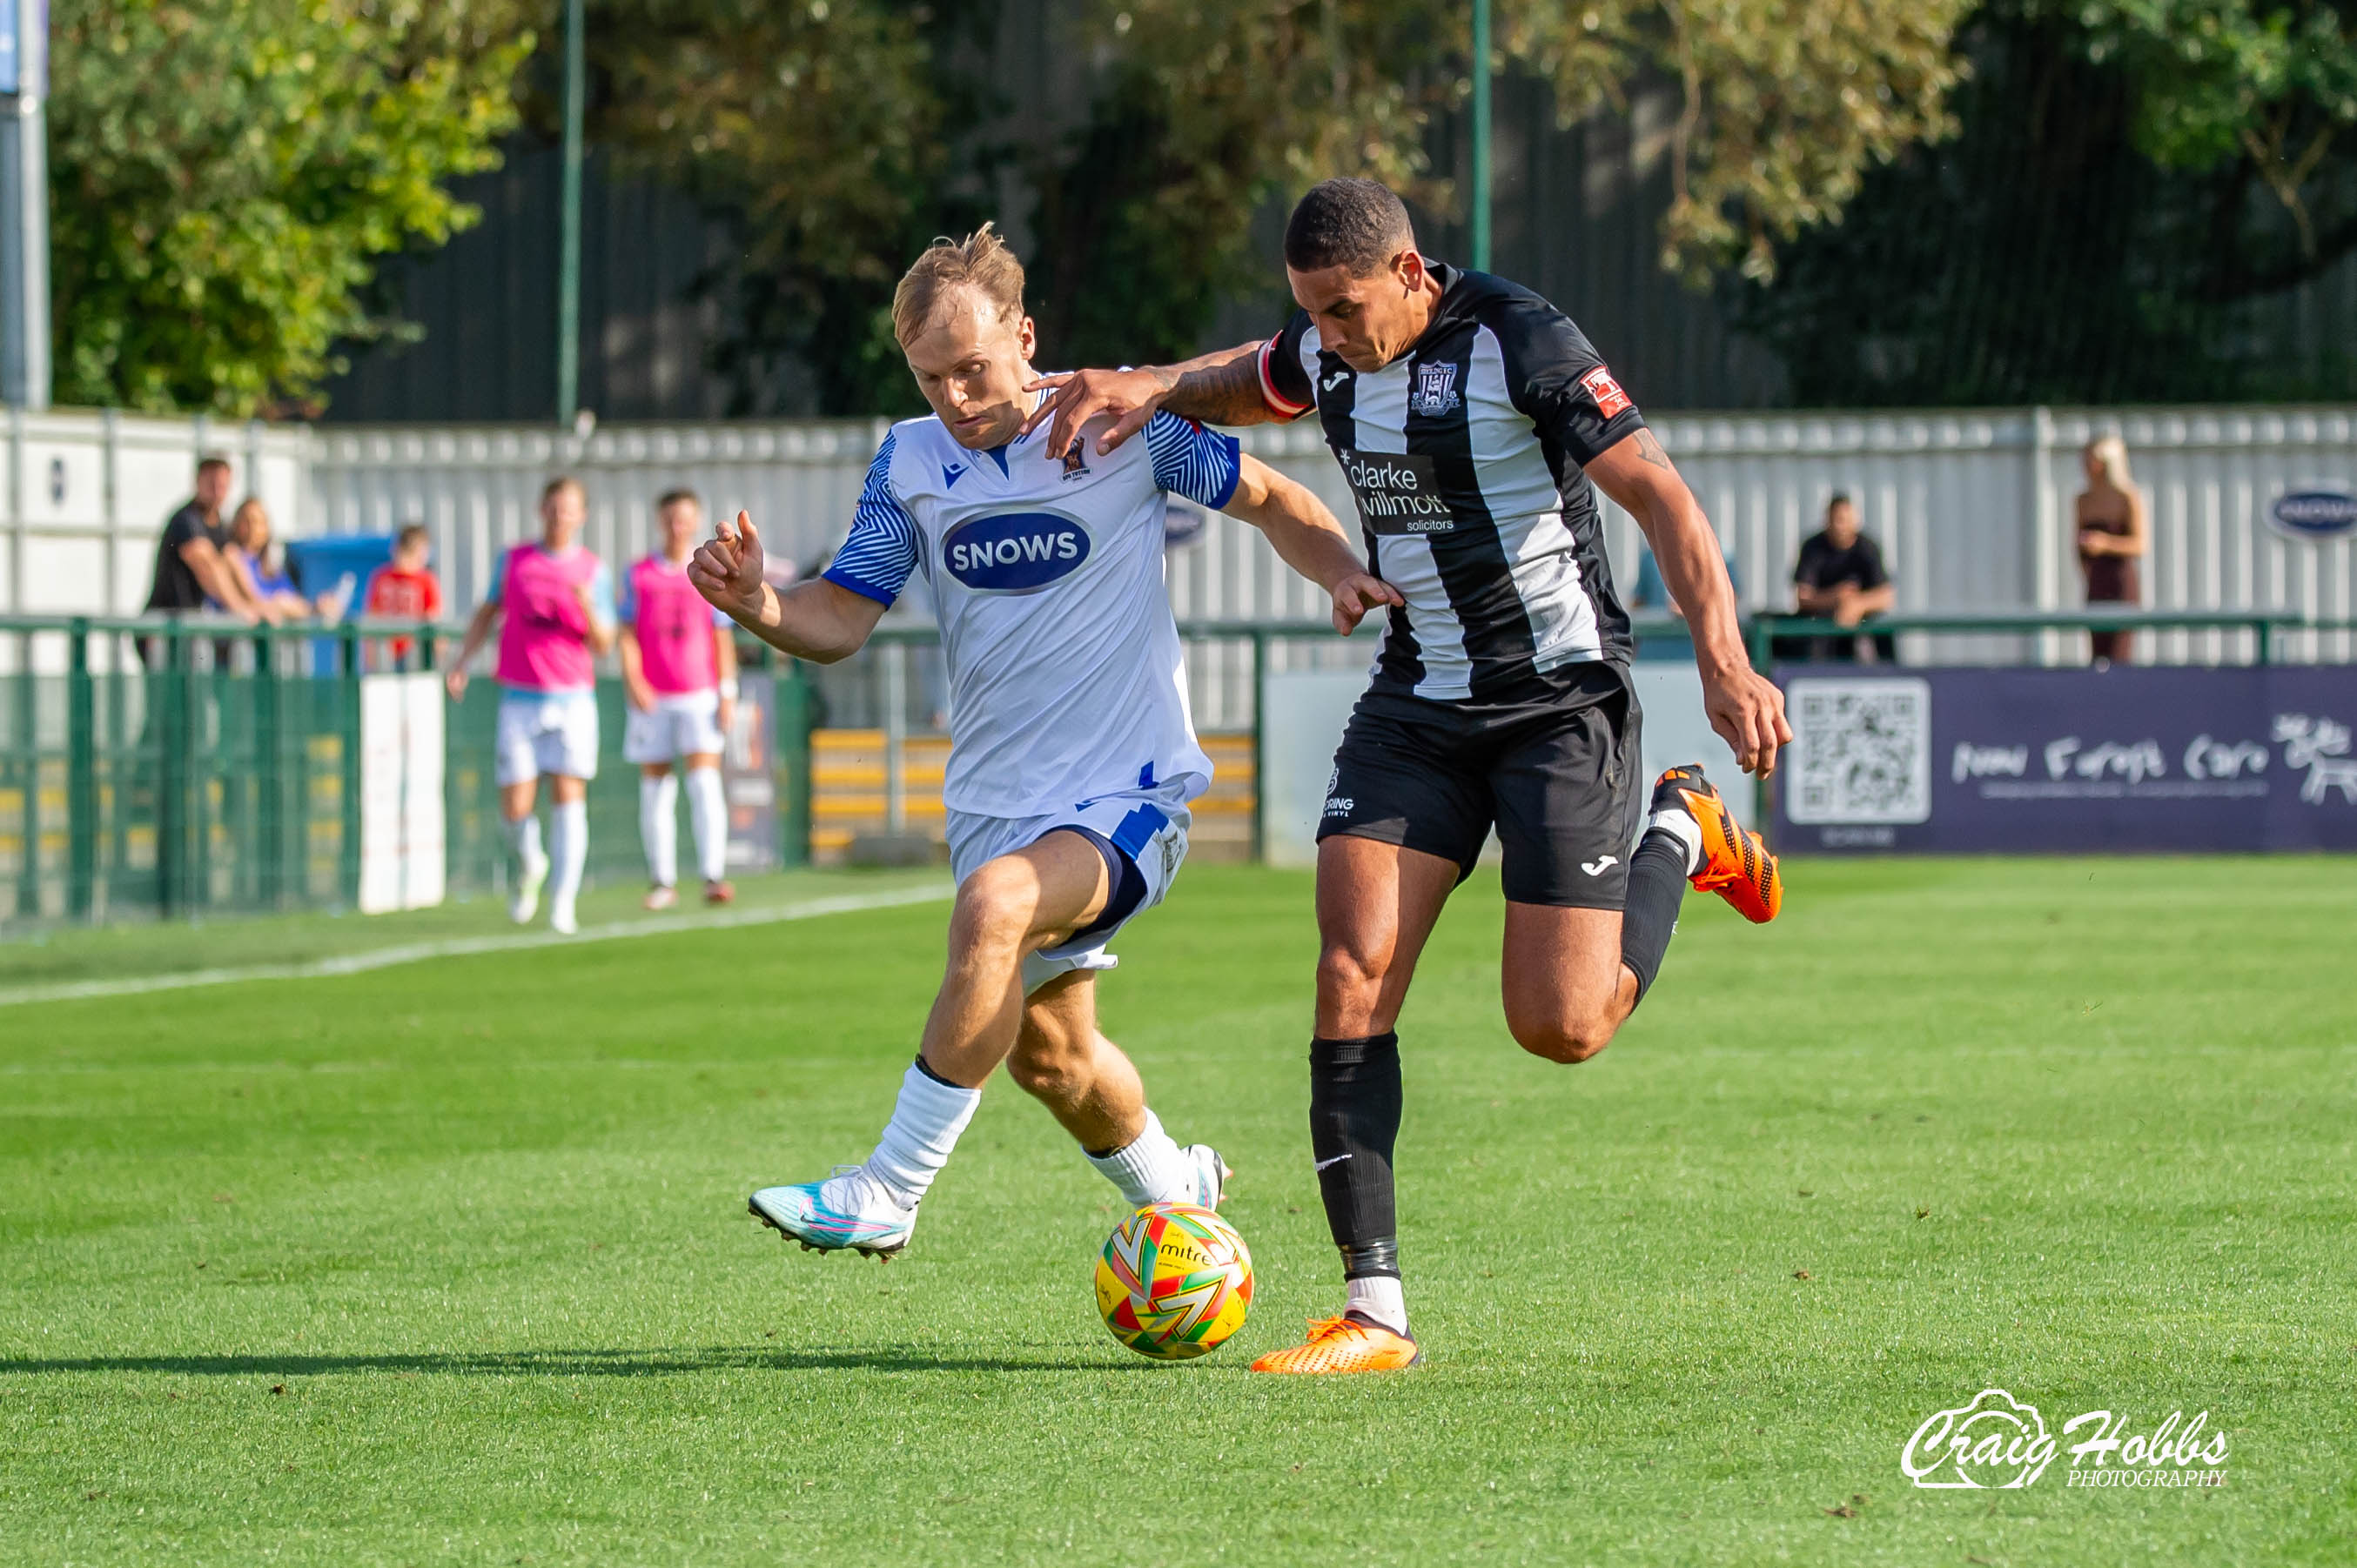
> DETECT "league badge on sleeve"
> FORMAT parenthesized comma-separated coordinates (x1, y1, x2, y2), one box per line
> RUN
(1581, 365, 1632, 419)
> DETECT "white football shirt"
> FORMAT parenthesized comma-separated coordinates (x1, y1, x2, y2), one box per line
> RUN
(821, 400, 1241, 821)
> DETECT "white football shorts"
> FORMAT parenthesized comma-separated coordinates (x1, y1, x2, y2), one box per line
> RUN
(623, 689, 726, 764)
(946, 774, 1205, 995)
(494, 689, 601, 786)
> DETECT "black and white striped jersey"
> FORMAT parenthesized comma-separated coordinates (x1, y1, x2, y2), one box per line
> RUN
(1257, 264, 1645, 700)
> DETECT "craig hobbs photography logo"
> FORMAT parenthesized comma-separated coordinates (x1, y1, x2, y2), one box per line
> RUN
(1902, 1389, 2229, 1491)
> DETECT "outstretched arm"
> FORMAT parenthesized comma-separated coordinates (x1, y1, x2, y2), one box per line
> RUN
(1587, 428, 1791, 777)
(1022, 342, 1276, 461)
(1220, 456, 1400, 636)
(688, 510, 883, 665)
(444, 598, 500, 700)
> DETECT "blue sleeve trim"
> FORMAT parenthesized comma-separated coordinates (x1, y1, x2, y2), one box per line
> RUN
(1145, 411, 1243, 510)
(823, 566, 899, 607)
(827, 432, 920, 606)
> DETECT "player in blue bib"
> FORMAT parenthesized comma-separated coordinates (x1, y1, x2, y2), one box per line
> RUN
(692, 224, 1398, 1259)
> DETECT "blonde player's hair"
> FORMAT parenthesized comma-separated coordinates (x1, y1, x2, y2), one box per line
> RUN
(2085, 433, 2134, 490)
(541, 474, 586, 507)
(891, 223, 1026, 345)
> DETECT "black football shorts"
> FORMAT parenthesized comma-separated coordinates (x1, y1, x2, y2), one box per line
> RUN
(1313, 661, 1643, 909)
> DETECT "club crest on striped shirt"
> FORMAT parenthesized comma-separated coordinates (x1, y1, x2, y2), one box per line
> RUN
(1410, 361, 1461, 418)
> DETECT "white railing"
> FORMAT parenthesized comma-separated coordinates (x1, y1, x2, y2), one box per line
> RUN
(8, 404, 2350, 672)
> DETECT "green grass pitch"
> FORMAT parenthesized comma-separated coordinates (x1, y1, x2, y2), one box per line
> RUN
(2, 858, 2352, 1565)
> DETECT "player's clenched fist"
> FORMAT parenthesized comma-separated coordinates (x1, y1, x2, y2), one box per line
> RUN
(690, 510, 768, 620)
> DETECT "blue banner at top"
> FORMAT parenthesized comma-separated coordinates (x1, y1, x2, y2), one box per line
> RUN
(1772, 665, 2357, 853)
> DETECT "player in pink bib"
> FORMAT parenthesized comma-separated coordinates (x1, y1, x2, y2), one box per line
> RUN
(447, 476, 617, 934)
(620, 488, 740, 909)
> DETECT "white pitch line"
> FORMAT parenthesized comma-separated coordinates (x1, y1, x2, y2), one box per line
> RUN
(0, 881, 953, 1009)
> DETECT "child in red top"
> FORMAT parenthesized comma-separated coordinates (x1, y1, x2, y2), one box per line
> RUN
(365, 524, 443, 667)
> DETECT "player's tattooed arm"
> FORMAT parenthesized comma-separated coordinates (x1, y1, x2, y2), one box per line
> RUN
(688, 510, 884, 665)
(1022, 342, 1273, 460)
(1156, 347, 1280, 430)
(1588, 428, 1792, 778)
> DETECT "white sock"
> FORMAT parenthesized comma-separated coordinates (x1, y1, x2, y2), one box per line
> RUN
(1346, 1275, 1410, 1336)
(503, 812, 543, 868)
(1646, 801, 1704, 875)
(867, 1061, 983, 1208)
(1084, 1109, 1193, 1208)
(686, 765, 729, 883)
(639, 773, 679, 887)
(548, 798, 588, 914)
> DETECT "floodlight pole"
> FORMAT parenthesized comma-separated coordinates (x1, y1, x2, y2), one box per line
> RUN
(555, 0, 584, 425)
(1470, 0, 1492, 272)
(0, 0, 50, 410)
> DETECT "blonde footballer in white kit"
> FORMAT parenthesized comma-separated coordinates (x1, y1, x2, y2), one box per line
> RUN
(691, 225, 1399, 1257)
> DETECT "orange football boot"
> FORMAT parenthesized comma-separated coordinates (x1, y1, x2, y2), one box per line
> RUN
(1249, 1313, 1421, 1375)
(1655, 764, 1782, 923)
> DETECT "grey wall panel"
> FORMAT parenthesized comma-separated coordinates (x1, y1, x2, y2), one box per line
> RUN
(299, 408, 2356, 682)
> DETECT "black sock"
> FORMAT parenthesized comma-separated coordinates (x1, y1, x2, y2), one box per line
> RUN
(911, 1054, 960, 1089)
(1309, 1031, 1402, 1280)
(1619, 827, 1690, 1005)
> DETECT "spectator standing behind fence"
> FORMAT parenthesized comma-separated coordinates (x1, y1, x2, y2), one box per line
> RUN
(445, 477, 615, 936)
(142, 455, 262, 656)
(1787, 492, 1897, 663)
(620, 489, 738, 911)
(365, 524, 444, 669)
(2076, 435, 2147, 666)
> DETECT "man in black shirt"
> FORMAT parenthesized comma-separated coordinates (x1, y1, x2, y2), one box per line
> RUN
(1788, 492, 1896, 662)
(144, 455, 261, 625)
(1029, 179, 1790, 1374)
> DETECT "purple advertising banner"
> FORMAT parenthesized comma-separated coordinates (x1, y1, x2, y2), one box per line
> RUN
(1773, 666, 2357, 853)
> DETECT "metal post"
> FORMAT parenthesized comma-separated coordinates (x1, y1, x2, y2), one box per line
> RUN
(66, 616, 92, 918)
(339, 623, 362, 906)
(1470, 0, 1492, 271)
(0, 0, 49, 410)
(882, 637, 907, 836)
(13, 627, 33, 917)
(1250, 629, 1269, 864)
(554, 0, 585, 425)
(254, 625, 283, 907)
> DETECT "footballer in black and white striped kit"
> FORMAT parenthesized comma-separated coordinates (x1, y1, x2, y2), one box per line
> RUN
(1031, 179, 1792, 1375)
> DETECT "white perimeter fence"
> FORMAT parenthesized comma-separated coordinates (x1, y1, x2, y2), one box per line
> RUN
(7, 404, 2352, 720)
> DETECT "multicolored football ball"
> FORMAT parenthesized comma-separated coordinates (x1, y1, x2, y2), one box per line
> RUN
(1095, 1202, 1254, 1360)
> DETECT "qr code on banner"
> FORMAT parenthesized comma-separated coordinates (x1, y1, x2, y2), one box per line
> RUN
(1786, 678, 1933, 824)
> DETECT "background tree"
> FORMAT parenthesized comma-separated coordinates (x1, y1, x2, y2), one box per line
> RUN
(1736, 0, 2357, 403)
(49, 0, 533, 414)
(589, 0, 966, 416)
(1022, 0, 1971, 369)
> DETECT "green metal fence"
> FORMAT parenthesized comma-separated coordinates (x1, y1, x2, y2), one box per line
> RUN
(3, 606, 2340, 930)
(0, 617, 813, 933)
